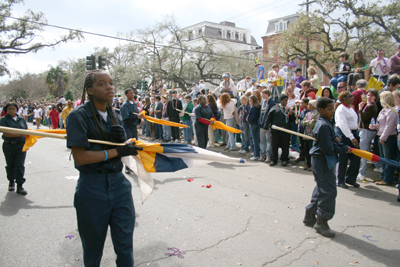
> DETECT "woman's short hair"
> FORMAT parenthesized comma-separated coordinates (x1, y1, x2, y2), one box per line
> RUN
(380, 91, 396, 107)
(356, 79, 368, 88)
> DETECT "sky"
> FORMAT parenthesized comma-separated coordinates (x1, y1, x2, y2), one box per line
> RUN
(1, 0, 303, 83)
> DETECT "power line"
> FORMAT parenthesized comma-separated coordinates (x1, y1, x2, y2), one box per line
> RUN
(1, 15, 278, 64)
(236, 0, 299, 22)
(225, 0, 280, 21)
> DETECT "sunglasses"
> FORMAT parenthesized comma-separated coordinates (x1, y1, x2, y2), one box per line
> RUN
(337, 86, 345, 89)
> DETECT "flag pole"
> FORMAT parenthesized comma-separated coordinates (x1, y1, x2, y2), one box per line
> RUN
(271, 125, 316, 141)
(0, 126, 126, 146)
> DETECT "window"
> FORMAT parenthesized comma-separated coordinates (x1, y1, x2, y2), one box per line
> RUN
(257, 52, 263, 60)
(230, 31, 235, 40)
(239, 32, 243, 41)
(279, 22, 283, 31)
(221, 29, 227, 38)
(249, 54, 254, 59)
(268, 44, 274, 55)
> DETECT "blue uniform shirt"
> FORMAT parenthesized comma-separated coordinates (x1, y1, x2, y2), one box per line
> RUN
(66, 102, 123, 174)
(0, 114, 28, 142)
(120, 101, 140, 126)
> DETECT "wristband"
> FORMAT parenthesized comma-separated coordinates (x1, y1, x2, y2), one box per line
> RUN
(103, 150, 108, 161)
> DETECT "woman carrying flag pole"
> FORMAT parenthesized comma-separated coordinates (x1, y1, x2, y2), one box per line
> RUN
(66, 69, 141, 267)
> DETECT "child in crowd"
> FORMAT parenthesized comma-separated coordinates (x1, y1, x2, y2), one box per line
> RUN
(263, 94, 295, 166)
(301, 100, 319, 171)
(330, 52, 351, 90)
(295, 98, 310, 163)
(238, 96, 250, 154)
(303, 97, 350, 238)
(247, 95, 261, 161)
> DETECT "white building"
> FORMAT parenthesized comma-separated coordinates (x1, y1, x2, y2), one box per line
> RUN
(181, 21, 261, 54)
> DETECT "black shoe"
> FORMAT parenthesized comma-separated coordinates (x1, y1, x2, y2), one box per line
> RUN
(397, 193, 400, 203)
(303, 210, 317, 227)
(346, 181, 360, 188)
(282, 161, 288, 166)
(295, 157, 304, 163)
(314, 216, 335, 237)
(338, 183, 348, 189)
(270, 162, 277, 167)
(8, 182, 15, 192)
(16, 185, 27, 196)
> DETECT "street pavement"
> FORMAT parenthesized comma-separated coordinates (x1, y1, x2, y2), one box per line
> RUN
(0, 124, 399, 267)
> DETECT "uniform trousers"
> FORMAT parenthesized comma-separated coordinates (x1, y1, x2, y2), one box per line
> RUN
(195, 122, 208, 149)
(271, 131, 290, 163)
(74, 172, 135, 267)
(3, 141, 26, 185)
(170, 117, 180, 140)
(306, 156, 337, 220)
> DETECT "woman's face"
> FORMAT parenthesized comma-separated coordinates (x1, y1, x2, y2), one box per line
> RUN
(7, 106, 17, 117)
(223, 77, 229, 82)
(344, 94, 354, 106)
(355, 54, 360, 60)
(323, 89, 331, 98)
(394, 94, 400, 106)
(249, 98, 254, 106)
(87, 73, 115, 103)
(287, 90, 294, 98)
(367, 92, 376, 103)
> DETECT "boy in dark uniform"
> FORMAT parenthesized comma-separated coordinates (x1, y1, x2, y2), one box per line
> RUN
(166, 90, 183, 142)
(263, 94, 295, 166)
(303, 97, 350, 237)
(194, 95, 215, 149)
(0, 103, 28, 195)
(120, 88, 143, 140)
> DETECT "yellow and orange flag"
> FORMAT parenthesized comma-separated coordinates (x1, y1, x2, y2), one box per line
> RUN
(209, 118, 242, 134)
(23, 129, 66, 152)
(139, 111, 188, 128)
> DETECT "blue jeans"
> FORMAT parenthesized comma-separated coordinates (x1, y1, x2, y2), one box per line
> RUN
(378, 135, 397, 184)
(182, 119, 193, 142)
(226, 118, 237, 150)
(330, 75, 348, 89)
(155, 124, 163, 139)
(260, 128, 267, 157)
(359, 129, 376, 176)
(240, 122, 250, 152)
(290, 122, 299, 151)
(162, 124, 171, 141)
(250, 123, 260, 158)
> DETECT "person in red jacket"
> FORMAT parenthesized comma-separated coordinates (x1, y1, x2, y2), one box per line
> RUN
(49, 105, 59, 129)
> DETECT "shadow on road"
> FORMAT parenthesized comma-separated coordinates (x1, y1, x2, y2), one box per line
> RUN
(333, 233, 400, 266)
(347, 184, 400, 206)
(0, 192, 73, 216)
(207, 162, 251, 169)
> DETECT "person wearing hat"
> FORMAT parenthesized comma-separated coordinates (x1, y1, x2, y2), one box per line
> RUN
(294, 68, 306, 89)
(283, 60, 298, 85)
(247, 78, 257, 93)
(301, 99, 319, 171)
(218, 73, 238, 97)
(255, 62, 265, 82)
(166, 90, 183, 143)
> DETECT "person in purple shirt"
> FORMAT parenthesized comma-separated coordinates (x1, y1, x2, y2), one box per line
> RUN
(294, 68, 306, 89)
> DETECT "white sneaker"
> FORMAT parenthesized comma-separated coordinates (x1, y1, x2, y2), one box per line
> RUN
(373, 167, 383, 173)
(239, 150, 247, 154)
(175, 139, 181, 143)
(357, 174, 366, 181)
(250, 157, 259, 161)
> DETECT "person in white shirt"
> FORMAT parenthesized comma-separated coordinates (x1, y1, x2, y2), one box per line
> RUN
(247, 78, 257, 93)
(58, 96, 67, 105)
(370, 49, 390, 84)
(271, 64, 287, 103)
(199, 80, 207, 92)
(217, 92, 238, 151)
(287, 79, 301, 98)
(22, 105, 28, 121)
(334, 91, 360, 188)
(237, 76, 251, 95)
(191, 83, 200, 98)
(33, 105, 42, 129)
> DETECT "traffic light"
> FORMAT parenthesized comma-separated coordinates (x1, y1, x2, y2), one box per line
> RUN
(98, 56, 106, 69)
(137, 81, 142, 90)
(143, 81, 148, 90)
(86, 55, 96, 70)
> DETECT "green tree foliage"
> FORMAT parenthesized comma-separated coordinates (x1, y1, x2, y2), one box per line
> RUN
(0, 0, 82, 77)
(0, 72, 48, 99)
(46, 66, 68, 97)
(64, 88, 74, 101)
(278, 0, 398, 79)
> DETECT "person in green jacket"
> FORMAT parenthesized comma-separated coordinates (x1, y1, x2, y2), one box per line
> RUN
(348, 49, 369, 91)
(180, 95, 194, 144)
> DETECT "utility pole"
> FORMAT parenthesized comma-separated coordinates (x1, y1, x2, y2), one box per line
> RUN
(299, 0, 317, 79)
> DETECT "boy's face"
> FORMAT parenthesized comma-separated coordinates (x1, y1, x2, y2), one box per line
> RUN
(339, 56, 346, 63)
(319, 103, 335, 120)
(295, 71, 302, 77)
(301, 101, 308, 109)
(280, 98, 288, 107)
(262, 93, 268, 100)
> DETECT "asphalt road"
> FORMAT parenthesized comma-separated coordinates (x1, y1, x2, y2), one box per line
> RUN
(0, 125, 399, 267)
